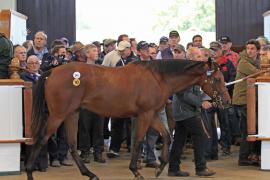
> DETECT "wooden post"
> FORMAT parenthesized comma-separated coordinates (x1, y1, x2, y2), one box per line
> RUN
(23, 81, 32, 139)
(247, 78, 256, 141)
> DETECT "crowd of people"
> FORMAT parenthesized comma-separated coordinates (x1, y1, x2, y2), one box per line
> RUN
(1, 29, 270, 177)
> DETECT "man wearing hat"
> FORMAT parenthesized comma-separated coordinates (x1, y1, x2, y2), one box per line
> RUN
(173, 44, 186, 59)
(156, 31, 181, 153)
(219, 36, 238, 67)
(137, 41, 151, 61)
(102, 40, 131, 67)
(158, 36, 169, 52)
(156, 30, 180, 59)
(104, 40, 133, 159)
(207, 41, 235, 157)
(100, 39, 117, 61)
(61, 37, 69, 48)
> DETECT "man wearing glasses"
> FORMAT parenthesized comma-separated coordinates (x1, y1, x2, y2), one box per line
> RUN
(20, 55, 41, 83)
(20, 55, 49, 172)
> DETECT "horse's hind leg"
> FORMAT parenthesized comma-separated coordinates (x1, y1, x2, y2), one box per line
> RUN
(65, 111, 99, 180)
(26, 116, 64, 180)
(150, 117, 171, 177)
(26, 137, 48, 180)
(129, 113, 153, 180)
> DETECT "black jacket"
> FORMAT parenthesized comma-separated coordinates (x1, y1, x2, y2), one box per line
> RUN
(0, 33, 13, 78)
(19, 70, 42, 85)
(172, 86, 203, 121)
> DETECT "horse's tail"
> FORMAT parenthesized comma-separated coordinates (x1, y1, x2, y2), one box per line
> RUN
(31, 70, 52, 143)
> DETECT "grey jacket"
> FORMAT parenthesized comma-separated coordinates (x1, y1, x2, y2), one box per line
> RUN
(172, 86, 203, 121)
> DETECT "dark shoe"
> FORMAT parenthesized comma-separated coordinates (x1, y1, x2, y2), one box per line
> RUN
(211, 155, 219, 160)
(145, 162, 159, 168)
(168, 170, 190, 177)
(196, 168, 216, 176)
(238, 159, 253, 166)
(106, 150, 120, 158)
(206, 155, 218, 161)
(60, 159, 73, 166)
(38, 168, 47, 172)
(50, 160, 61, 167)
(94, 154, 106, 163)
(80, 151, 91, 164)
(35, 166, 47, 172)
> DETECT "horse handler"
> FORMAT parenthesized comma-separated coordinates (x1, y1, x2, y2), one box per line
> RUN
(168, 47, 216, 177)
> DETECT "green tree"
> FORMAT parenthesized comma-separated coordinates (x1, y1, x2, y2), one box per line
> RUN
(152, 0, 215, 32)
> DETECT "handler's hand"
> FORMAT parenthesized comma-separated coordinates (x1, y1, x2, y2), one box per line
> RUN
(202, 101, 212, 109)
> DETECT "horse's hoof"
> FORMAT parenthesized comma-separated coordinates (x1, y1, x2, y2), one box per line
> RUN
(135, 175, 145, 180)
(90, 176, 100, 180)
(155, 167, 162, 177)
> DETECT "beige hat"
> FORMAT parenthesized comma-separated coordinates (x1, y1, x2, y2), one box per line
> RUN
(118, 41, 131, 51)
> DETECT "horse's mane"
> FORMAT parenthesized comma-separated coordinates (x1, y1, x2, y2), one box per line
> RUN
(132, 60, 206, 75)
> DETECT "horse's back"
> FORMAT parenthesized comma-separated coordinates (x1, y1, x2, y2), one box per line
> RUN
(45, 62, 166, 117)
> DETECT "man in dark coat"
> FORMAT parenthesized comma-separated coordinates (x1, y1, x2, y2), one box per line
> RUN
(0, 33, 13, 79)
(168, 47, 215, 177)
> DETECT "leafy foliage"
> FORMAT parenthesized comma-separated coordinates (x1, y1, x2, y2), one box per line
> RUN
(152, 0, 215, 32)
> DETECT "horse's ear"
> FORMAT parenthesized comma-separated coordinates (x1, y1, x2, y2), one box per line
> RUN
(206, 58, 215, 76)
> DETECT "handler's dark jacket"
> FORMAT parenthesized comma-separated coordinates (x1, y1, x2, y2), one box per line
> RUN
(172, 85, 203, 121)
(0, 33, 13, 78)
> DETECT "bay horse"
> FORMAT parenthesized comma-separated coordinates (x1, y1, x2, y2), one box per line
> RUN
(26, 59, 230, 180)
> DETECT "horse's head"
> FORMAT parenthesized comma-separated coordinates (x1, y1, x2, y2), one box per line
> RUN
(201, 59, 231, 108)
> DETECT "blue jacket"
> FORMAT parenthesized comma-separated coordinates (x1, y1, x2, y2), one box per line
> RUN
(161, 47, 173, 59)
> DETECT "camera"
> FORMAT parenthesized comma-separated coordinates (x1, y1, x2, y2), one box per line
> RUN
(57, 55, 68, 65)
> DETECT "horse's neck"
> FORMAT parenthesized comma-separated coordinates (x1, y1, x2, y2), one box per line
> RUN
(164, 73, 204, 94)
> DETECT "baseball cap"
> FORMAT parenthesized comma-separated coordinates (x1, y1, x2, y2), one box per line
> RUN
(103, 39, 116, 47)
(169, 30, 180, 38)
(117, 41, 131, 51)
(218, 36, 231, 43)
(92, 41, 101, 47)
(209, 41, 222, 50)
(174, 44, 185, 52)
(159, 36, 169, 43)
(61, 37, 69, 44)
(137, 41, 149, 51)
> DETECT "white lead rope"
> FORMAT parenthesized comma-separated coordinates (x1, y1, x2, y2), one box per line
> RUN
(225, 70, 269, 86)
(225, 79, 244, 86)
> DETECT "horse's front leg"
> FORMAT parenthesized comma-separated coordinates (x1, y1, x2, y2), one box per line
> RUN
(151, 117, 171, 177)
(129, 113, 153, 180)
(129, 140, 144, 180)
